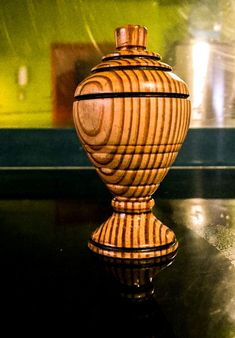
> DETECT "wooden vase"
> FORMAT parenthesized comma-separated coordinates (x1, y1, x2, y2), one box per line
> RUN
(73, 25, 191, 260)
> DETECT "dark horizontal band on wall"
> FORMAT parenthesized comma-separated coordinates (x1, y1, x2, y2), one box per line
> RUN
(0, 168, 234, 198)
(74, 91, 189, 101)
(0, 128, 234, 167)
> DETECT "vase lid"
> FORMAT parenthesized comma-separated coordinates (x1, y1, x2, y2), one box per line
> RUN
(92, 24, 170, 71)
(74, 25, 189, 99)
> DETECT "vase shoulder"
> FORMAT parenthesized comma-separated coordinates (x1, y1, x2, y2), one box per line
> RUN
(74, 69, 189, 99)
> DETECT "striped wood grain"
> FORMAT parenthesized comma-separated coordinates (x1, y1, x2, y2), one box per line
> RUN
(73, 25, 191, 260)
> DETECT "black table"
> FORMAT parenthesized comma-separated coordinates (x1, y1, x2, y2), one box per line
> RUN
(0, 169, 235, 337)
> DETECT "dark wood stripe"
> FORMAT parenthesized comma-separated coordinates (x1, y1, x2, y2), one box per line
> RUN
(121, 212, 128, 249)
(116, 69, 136, 172)
(157, 77, 166, 172)
(124, 70, 141, 185)
(172, 98, 181, 154)
(165, 228, 170, 255)
(127, 214, 134, 258)
(97, 220, 105, 244)
(135, 70, 151, 184)
(114, 213, 120, 247)
(92, 65, 171, 73)
(130, 203, 134, 255)
(159, 222, 163, 246)
(170, 99, 179, 157)
(164, 97, 173, 167)
(112, 210, 152, 215)
(87, 144, 182, 154)
(106, 213, 116, 246)
(180, 97, 186, 142)
(182, 100, 190, 141)
(102, 54, 161, 62)
(166, 99, 177, 168)
(144, 209, 150, 247)
(89, 238, 177, 253)
(74, 92, 189, 101)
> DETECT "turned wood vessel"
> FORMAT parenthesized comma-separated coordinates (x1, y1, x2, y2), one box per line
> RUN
(73, 25, 191, 260)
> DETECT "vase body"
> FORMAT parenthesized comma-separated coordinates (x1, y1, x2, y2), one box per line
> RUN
(73, 25, 191, 260)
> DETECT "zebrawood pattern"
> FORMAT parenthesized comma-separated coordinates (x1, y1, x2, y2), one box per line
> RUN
(88, 208, 178, 259)
(73, 25, 191, 260)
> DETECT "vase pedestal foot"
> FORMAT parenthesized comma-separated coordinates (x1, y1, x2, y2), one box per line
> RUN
(88, 197, 178, 260)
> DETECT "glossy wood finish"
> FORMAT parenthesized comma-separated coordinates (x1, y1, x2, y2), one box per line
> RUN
(115, 25, 147, 50)
(88, 198, 178, 259)
(73, 25, 191, 260)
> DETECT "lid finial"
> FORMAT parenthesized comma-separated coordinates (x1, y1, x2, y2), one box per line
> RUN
(115, 25, 147, 50)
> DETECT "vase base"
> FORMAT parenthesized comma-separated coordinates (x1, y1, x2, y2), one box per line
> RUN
(88, 209, 178, 260)
(88, 238, 178, 260)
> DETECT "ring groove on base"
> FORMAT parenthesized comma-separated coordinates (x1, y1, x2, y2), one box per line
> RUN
(89, 238, 177, 253)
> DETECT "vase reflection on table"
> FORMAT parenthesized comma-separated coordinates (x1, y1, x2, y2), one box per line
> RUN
(73, 25, 191, 260)
(92, 253, 178, 337)
(99, 252, 177, 302)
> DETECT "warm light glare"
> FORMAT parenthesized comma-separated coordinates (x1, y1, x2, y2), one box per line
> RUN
(192, 41, 210, 118)
(212, 66, 224, 124)
(18, 65, 28, 87)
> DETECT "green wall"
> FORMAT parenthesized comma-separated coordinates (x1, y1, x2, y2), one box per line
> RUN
(0, 0, 188, 127)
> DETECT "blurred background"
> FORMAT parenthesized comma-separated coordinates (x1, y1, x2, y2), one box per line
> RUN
(0, 0, 234, 129)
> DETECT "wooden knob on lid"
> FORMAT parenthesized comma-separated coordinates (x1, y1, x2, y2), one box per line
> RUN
(115, 25, 147, 50)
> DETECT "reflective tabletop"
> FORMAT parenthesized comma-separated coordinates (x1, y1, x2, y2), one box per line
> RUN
(0, 169, 235, 337)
